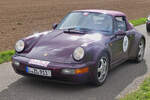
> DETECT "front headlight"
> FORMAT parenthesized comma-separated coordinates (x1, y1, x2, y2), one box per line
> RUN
(15, 40, 25, 52)
(73, 47, 85, 61)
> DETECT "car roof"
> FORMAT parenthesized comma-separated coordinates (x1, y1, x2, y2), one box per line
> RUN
(74, 9, 126, 17)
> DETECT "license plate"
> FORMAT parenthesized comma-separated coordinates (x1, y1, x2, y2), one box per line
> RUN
(26, 67, 51, 77)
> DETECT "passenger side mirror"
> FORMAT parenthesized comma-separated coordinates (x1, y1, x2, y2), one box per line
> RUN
(52, 23, 58, 30)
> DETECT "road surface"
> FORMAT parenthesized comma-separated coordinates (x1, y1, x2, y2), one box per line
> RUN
(0, 24, 150, 100)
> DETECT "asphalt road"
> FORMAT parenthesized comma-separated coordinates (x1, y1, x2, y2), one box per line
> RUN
(0, 24, 150, 100)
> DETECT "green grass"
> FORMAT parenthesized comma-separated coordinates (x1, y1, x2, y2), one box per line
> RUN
(120, 77, 150, 100)
(0, 50, 15, 64)
(129, 17, 147, 26)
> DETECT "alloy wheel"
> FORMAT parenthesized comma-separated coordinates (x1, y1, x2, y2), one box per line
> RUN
(97, 57, 108, 83)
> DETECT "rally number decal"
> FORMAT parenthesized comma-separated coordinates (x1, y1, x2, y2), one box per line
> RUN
(123, 36, 129, 52)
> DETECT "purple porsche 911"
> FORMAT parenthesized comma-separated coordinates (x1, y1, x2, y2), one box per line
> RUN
(12, 9, 145, 86)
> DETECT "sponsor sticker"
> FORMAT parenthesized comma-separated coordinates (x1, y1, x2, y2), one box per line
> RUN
(123, 36, 129, 52)
(29, 59, 50, 67)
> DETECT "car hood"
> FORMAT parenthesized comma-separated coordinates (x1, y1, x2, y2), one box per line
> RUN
(22, 30, 106, 63)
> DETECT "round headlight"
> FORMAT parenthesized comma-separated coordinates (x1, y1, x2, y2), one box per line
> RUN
(73, 47, 85, 61)
(15, 40, 25, 52)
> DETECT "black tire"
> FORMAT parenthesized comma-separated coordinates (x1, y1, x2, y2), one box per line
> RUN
(91, 53, 110, 86)
(135, 38, 145, 63)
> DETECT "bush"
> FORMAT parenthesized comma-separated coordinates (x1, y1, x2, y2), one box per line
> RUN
(0, 50, 15, 64)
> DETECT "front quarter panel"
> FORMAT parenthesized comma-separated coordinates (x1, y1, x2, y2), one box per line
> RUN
(83, 41, 110, 64)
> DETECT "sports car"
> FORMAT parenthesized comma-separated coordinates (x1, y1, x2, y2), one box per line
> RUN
(12, 9, 145, 86)
(146, 15, 150, 32)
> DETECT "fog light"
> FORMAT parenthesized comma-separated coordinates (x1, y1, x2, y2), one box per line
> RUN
(62, 69, 75, 75)
(13, 61, 20, 66)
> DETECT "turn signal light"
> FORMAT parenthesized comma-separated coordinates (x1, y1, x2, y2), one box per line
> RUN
(75, 67, 89, 74)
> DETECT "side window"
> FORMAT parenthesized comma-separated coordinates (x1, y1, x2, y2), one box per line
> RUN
(114, 16, 127, 32)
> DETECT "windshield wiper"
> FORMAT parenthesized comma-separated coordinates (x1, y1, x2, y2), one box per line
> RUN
(64, 27, 85, 34)
(78, 27, 92, 32)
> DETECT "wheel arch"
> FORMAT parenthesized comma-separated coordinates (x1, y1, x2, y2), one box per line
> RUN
(129, 31, 146, 59)
(91, 46, 111, 65)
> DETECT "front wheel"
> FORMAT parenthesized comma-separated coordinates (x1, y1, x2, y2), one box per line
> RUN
(135, 39, 145, 63)
(91, 53, 109, 86)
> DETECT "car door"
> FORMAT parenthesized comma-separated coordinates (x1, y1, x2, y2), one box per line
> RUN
(110, 16, 128, 64)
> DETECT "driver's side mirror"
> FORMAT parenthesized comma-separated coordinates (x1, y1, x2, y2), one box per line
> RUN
(52, 23, 58, 30)
(115, 30, 126, 36)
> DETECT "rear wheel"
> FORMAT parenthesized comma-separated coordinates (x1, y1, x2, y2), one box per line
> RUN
(91, 53, 109, 86)
(135, 39, 145, 63)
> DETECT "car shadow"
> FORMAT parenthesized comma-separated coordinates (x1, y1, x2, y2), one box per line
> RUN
(0, 60, 147, 100)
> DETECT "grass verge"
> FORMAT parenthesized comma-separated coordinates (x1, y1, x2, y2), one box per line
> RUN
(120, 77, 150, 100)
(129, 17, 147, 26)
(0, 17, 147, 64)
(0, 50, 15, 64)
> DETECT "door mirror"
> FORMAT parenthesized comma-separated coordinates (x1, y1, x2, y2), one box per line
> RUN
(115, 30, 126, 36)
(52, 23, 58, 30)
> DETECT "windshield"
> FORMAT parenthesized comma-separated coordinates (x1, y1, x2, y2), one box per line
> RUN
(56, 12, 113, 33)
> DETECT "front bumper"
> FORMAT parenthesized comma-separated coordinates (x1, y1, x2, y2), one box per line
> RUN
(12, 55, 96, 84)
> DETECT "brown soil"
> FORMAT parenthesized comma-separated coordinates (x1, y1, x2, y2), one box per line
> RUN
(0, 0, 150, 51)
